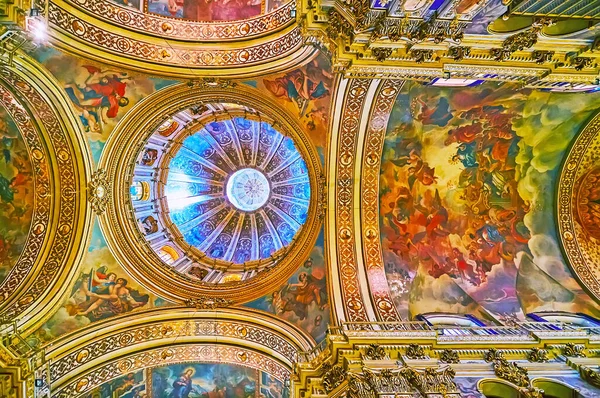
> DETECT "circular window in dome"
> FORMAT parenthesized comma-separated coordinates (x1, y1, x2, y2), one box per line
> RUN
(225, 168, 270, 211)
(163, 116, 310, 265)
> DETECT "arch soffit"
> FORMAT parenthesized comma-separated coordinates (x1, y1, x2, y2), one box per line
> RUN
(44, 307, 315, 395)
(0, 53, 93, 332)
(97, 82, 323, 304)
(557, 111, 600, 304)
(47, 0, 318, 78)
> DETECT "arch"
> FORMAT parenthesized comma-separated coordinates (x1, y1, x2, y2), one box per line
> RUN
(47, 0, 318, 78)
(98, 82, 323, 304)
(531, 378, 581, 398)
(41, 307, 314, 396)
(557, 111, 600, 304)
(0, 53, 93, 333)
(477, 378, 522, 398)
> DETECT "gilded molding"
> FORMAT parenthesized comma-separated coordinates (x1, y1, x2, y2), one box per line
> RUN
(0, 55, 91, 330)
(49, 3, 303, 67)
(45, 1, 319, 78)
(59, 0, 295, 41)
(557, 111, 600, 303)
(56, 344, 290, 397)
(45, 307, 314, 392)
(332, 78, 373, 322)
(359, 79, 402, 322)
(87, 169, 110, 215)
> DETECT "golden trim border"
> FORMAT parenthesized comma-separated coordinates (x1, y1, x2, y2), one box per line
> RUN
(359, 79, 403, 322)
(45, 307, 313, 395)
(0, 54, 92, 331)
(557, 111, 600, 304)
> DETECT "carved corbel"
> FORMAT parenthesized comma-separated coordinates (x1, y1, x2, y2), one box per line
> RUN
(371, 47, 394, 62)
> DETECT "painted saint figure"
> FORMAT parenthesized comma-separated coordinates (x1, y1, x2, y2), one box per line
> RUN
(64, 65, 131, 132)
(170, 368, 201, 398)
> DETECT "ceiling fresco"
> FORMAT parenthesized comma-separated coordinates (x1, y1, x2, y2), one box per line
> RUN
(144, 0, 284, 21)
(29, 219, 171, 347)
(379, 81, 600, 321)
(21, 48, 330, 349)
(82, 362, 287, 398)
(32, 48, 178, 145)
(0, 105, 34, 285)
(4, 0, 600, 394)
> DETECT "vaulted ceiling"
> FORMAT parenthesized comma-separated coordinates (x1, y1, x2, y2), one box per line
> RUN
(0, 0, 599, 396)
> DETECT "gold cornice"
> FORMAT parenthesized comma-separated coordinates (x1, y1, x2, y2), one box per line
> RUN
(60, 0, 296, 42)
(298, 0, 600, 82)
(98, 82, 323, 304)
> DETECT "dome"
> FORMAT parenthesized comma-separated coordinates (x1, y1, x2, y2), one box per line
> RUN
(164, 116, 310, 265)
(124, 98, 319, 290)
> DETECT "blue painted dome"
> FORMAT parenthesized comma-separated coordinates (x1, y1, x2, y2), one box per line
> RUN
(165, 117, 310, 265)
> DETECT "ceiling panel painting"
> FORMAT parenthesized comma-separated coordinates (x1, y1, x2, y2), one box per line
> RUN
(246, 228, 329, 342)
(28, 219, 172, 348)
(32, 48, 179, 145)
(379, 81, 600, 321)
(82, 362, 288, 398)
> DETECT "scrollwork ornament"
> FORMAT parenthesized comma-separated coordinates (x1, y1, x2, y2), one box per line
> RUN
(491, 18, 555, 61)
(484, 348, 505, 362)
(532, 50, 554, 64)
(188, 78, 238, 89)
(563, 343, 586, 357)
(409, 49, 434, 64)
(322, 363, 347, 392)
(580, 365, 600, 388)
(362, 344, 387, 360)
(404, 344, 426, 360)
(326, 9, 354, 41)
(493, 359, 530, 388)
(439, 349, 459, 364)
(526, 348, 549, 363)
(88, 169, 111, 215)
(448, 46, 470, 61)
(316, 172, 327, 222)
(184, 296, 232, 309)
(571, 57, 594, 71)
(371, 47, 393, 62)
(520, 385, 544, 398)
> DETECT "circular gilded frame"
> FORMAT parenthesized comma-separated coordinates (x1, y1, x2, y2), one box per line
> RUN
(557, 111, 600, 304)
(98, 82, 323, 303)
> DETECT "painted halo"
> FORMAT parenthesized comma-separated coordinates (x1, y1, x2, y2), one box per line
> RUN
(98, 83, 322, 303)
